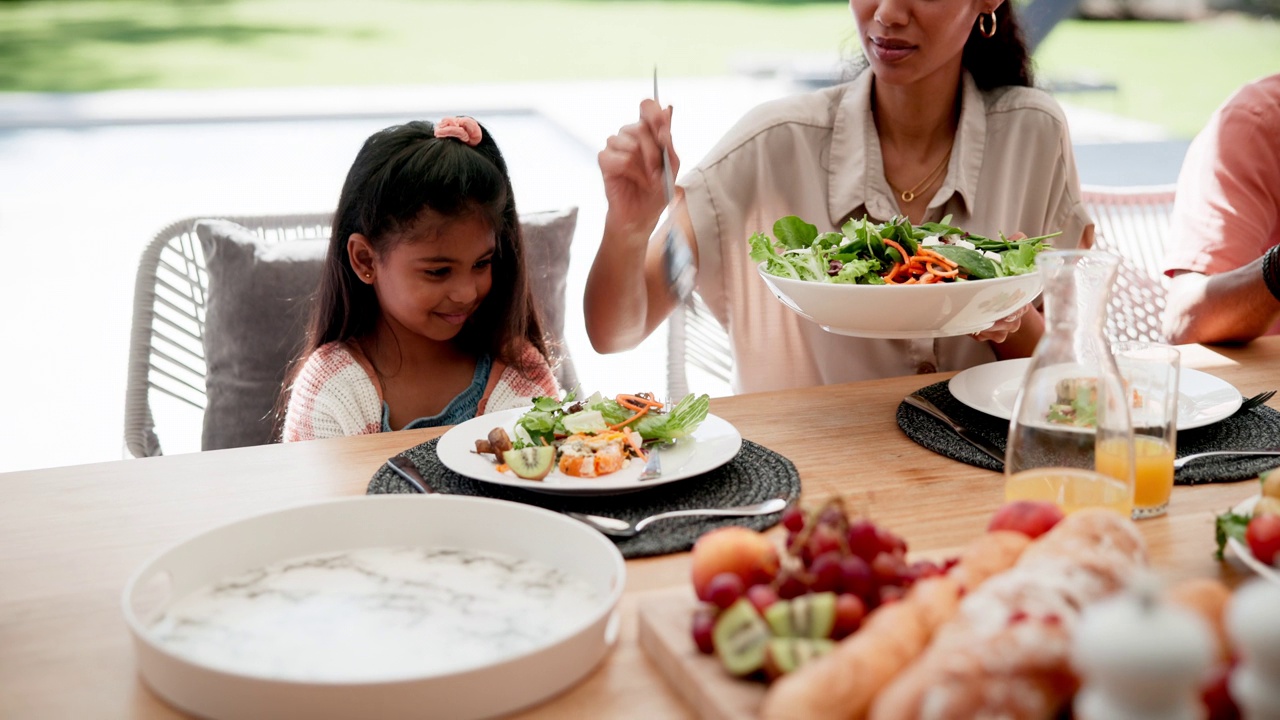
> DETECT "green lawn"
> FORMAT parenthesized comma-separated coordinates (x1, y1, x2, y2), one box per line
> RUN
(2, 0, 1277, 138)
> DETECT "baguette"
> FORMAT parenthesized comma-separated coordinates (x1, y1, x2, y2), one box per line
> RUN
(759, 531, 1031, 720)
(869, 509, 1147, 720)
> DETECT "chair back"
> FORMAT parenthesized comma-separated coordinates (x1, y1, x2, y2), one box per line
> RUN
(125, 210, 578, 457)
(666, 292, 734, 400)
(1081, 184, 1178, 344)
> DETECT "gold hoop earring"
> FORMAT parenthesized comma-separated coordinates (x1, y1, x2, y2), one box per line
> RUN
(978, 11, 997, 38)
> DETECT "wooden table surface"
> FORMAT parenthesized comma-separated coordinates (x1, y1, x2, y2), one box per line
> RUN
(2, 338, 1277, 719)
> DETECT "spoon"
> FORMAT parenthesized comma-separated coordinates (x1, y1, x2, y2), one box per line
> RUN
(1173, 449, 1280, 470)
(566, 498, 788, 538)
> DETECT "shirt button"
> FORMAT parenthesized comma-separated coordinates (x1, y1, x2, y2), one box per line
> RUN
(916, 361, 937, 375)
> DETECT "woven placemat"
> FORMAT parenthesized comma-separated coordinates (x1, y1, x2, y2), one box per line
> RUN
(898, 380, 1280, 485)
(367, 438, 798, 558)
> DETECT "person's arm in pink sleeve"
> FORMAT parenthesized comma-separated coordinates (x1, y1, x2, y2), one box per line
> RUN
(1163, 90, 1280, 344)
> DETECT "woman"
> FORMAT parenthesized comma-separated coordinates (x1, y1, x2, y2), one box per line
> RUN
(585, 0, 1094, 393)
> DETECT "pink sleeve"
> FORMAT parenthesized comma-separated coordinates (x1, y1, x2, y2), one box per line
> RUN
(1164, 87, 1280, 276)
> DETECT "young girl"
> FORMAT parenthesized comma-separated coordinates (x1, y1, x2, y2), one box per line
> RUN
(281, 117, 560, 441)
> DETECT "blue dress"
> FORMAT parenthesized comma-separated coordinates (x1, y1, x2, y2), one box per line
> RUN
(380, 354, 493, 431)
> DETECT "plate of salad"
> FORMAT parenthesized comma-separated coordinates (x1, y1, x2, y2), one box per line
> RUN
(436, 391, 743, 495)
(749, 215, 1057, 338)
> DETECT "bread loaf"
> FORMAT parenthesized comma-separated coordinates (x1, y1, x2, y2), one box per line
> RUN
(868, 509, 1147, 720)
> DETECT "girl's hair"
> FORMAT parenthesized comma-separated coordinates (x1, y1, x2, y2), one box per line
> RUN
(845, 2, 1034, 91)
(962, 3, 1034, 91)
(277, 119, 547, 425)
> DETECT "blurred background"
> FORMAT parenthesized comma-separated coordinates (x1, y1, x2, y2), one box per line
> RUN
(1, 0, 1277, 473)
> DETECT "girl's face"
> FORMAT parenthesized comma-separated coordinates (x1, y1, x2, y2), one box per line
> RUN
(850, 0, 994, 88)
(368, 213, 496, 343)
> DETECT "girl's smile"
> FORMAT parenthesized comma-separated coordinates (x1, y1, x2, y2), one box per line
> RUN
(869, 36, 918, 63)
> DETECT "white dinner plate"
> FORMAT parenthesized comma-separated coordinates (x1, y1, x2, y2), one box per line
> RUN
(1226, 495, 1280, 586)
(437, 407, 743, 496)
(948, 358, 1243, 430)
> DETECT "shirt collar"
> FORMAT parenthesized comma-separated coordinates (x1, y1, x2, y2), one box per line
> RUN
(828, 70, 987, 227)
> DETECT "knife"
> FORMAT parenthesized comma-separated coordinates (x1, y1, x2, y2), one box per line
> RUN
(903, 394, 1006, 465)
(654, 67, 695, 303)
(385, 454, 431, 494)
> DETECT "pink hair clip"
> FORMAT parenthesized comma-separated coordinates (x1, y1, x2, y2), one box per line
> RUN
(434, 116, 483, 146)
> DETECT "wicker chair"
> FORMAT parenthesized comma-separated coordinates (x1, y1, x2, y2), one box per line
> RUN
(666, 292, 734, 400)
(1081, 184, 1178, 344)
(125, 211, 579, 458)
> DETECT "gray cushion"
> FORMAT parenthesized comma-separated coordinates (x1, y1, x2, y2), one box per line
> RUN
(196, 207, 578, 451)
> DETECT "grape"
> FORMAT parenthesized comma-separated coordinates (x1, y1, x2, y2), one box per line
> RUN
(782, 507, 806, 533)
(706, 572, 746, 609)
(746, 584, 780, 614)
(877, 526, 908, 555)
(809, 552, 842, 593)
(776, 571, 809, 600)
(846, 520, 881, 561)
(871, 551, 905, 586)
(838, 555, 873, 598)
(691, 606, 717, 654)
(818, 505, 845, 528)
(805, 526, 842, 564)
(832, 593, 866, 639)
(909, 560, 942, 580)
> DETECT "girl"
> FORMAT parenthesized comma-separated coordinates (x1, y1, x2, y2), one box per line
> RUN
(281, 117, 559, 441)
(587, 0, 1094, 392)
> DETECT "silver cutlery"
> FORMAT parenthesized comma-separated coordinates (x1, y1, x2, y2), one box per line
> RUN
(904, 393, 1006, 464)
(1174, 449, 1280, 471)
(1237, 389, 1277, 414)
(566, 498, 788, 538)
(639, 440, 674, 481)
(653, 67, 695, 303)
(385, 454, 430, 494)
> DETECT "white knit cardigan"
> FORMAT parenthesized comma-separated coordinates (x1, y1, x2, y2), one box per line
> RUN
(282, 341, 559, 442)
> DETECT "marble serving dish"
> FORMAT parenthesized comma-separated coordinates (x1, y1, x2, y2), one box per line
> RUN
(122, 495, 625, 720)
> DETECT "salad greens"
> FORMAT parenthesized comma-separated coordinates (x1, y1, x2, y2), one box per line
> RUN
(749, 214, 1059, 284)
(513, 391, 711, 447)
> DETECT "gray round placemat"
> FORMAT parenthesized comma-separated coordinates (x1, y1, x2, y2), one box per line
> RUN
(367, 439, 798, 558)
(898, 380, 1280, 485)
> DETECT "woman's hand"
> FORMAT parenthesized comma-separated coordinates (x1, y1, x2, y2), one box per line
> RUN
(972, 303, 1033, 344)
(598, 99, 678, 237)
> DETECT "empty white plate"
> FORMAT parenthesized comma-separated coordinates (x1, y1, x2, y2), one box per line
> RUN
(948, 357, 1242, 430)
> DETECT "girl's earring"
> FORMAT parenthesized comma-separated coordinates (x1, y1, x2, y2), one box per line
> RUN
(978, 10, 997, 38)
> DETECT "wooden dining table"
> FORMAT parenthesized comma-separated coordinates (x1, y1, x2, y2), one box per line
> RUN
(2, 338, 1276, 719)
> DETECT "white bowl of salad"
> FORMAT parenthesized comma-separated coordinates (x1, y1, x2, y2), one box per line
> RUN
(751, 215, 1055, 339)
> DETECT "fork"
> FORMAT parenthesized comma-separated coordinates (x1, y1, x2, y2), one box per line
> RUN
(1237, 389, 1277, 414)
(654, 68, 695, 302)
(640, 440, 674, 481)
(1174, 448, 1280, 470)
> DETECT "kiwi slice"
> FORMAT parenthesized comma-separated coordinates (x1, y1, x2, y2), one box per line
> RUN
(712, 599, 771, 676)
(763, 637, 835, 680)
(765, 592, 837, 638)
(502, 446, 555, 481)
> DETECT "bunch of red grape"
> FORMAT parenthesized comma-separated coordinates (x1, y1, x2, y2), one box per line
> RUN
(691, 499, 948, 661)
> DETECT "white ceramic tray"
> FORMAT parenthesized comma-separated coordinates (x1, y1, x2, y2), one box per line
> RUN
(123, 495, 625, 720)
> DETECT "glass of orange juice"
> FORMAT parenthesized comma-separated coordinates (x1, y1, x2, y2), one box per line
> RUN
(1110, 342, 1180, 519)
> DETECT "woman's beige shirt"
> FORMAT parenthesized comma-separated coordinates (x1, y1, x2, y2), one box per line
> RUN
(682, 70, 1092, 393)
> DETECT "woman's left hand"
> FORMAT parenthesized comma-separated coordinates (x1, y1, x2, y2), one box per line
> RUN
(972, 303, 1033, 343)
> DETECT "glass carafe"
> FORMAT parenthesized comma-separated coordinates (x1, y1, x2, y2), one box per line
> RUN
(1004, 250, 1135, 516)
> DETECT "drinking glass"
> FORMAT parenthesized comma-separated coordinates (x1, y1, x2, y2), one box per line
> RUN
(1005, 251, 1135, 516)
(1108, 342, 1180, 519)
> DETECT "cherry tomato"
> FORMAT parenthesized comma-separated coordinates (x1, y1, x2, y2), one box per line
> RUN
(1246, 514, 1280, 566)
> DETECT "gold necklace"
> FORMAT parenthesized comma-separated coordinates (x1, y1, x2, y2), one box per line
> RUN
(892, 145, 952, 203)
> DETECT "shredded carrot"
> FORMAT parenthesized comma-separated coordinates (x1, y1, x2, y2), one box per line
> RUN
(609, 393, 664, 431)
(927, 262, 960, 278)
(882, 239, 912, 267)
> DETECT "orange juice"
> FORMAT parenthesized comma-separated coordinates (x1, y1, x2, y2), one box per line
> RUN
(1005, 467, 1134, 516)
(1095, 435, 1175, 517)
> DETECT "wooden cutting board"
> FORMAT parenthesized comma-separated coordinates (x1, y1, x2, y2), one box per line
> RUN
(636, 587, 769, 720)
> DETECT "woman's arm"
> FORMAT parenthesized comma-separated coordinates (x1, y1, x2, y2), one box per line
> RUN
(585, 100, 700, 353)
(1164, 257, 1280, 344)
